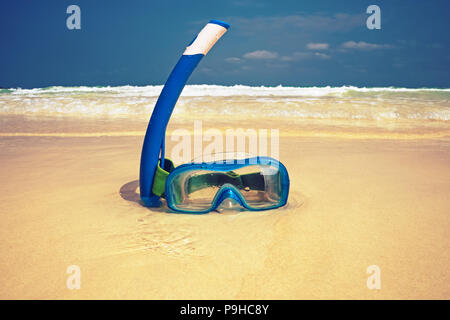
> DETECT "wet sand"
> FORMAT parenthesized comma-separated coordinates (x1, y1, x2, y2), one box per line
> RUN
(1, 132, 449, 299)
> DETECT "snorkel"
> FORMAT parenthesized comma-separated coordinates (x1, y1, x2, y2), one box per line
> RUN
(140, 20, 289, 213)
(140, 20, 230, 207)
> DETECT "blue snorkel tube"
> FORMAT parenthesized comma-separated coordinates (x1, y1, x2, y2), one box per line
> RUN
(140, 20, 230, 207)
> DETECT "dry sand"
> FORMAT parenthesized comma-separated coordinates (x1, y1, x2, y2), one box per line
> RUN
(0, 129, 449, 299)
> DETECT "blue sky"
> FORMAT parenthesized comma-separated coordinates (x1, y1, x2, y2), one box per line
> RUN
(1, 0, 449, 88)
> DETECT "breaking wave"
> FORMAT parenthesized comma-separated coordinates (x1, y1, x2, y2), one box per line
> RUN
(0, 85, 449, 122)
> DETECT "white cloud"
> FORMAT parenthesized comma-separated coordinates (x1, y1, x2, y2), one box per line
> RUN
(280, 51, 332, 61)
(225, 57, 242, 63)
(306, 43, 329, 50)
(314, 52, 331, 59)
(280, 52, 309, 61)
(341, 41, 392, 50)
(243, 50, 278, 59)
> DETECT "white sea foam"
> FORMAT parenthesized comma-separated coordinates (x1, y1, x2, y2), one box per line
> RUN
(0, 85, 449, 122)
(3, 84, 450, 97)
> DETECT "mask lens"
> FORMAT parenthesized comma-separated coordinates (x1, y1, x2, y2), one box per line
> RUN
(166, 163, 286, 212)
(169, 170, 219, 211)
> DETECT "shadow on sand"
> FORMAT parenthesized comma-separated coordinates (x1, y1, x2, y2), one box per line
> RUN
(119, 180, 167, 213)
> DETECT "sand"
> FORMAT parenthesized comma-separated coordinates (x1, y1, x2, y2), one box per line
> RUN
(1, 127, 449, 299)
